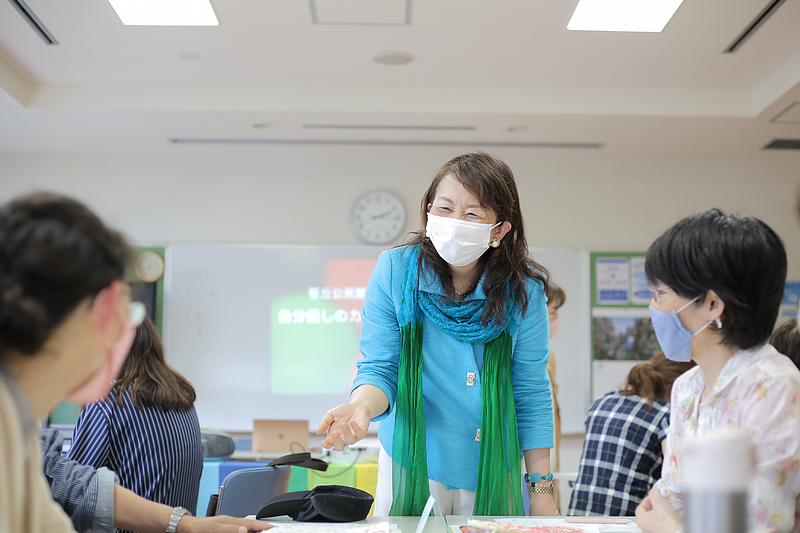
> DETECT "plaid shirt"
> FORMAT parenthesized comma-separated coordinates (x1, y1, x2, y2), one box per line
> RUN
(568, 391, 669, 516)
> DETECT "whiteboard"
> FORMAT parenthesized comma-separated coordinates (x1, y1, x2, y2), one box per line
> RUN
(164, 244, 591, 434)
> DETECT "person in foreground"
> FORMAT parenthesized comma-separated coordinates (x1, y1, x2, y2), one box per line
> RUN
(317, 152, 558, 517)
(634, 209, 800, 533)
(568, 352, 694, 516)
(0, 192, 268, 533)
(68, 315, 204, 527)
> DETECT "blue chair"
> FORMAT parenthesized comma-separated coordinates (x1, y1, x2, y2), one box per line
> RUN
(215, 465, 293, 518)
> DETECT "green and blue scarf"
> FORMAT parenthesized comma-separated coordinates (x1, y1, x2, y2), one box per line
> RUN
(389, 245, 524, 516)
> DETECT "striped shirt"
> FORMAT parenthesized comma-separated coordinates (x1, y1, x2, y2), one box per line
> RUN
(568, 391, 669, 517)
(68, 388, 203, 531)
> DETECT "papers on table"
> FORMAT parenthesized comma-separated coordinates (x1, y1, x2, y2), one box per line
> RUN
(458, 518, 641, 533)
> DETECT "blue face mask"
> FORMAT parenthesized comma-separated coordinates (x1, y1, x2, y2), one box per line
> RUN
(649, 296, 714, 362)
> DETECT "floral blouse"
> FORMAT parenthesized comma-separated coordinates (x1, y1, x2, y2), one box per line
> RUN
(655, 344, 800, 533)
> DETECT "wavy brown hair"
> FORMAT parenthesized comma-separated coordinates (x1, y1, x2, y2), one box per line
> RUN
(111, 316, 196, 411)
(771, 319, 800, 370)
(620, 351, 695, 408)
(404, 151, 549, 325)
(546, 282, 566, 310)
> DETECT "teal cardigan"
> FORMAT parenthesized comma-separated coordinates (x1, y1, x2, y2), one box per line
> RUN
(352, 246, 553, 491)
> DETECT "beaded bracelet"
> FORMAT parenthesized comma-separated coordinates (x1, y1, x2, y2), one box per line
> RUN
(524, 473, 554, 484)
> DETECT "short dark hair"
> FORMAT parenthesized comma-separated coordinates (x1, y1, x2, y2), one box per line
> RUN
(645, 208, 786, 350)
(112, 316, 196, 411)
(0, 193, 131, 357)
(771, 319, 800, 371)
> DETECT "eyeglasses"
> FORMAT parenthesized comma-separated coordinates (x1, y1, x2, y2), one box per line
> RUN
(129, 302, 147, 327)
(649, 286, 672, 303)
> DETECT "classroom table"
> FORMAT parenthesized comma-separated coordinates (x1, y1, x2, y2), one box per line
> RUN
(252, 515, 640, 533)
(446, 516, 640, 533)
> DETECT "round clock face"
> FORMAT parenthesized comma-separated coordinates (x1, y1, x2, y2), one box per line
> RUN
(135, 252, 165, 282)
(350, 191, 407, 244)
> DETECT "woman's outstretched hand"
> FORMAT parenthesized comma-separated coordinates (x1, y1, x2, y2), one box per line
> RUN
(317, 403, 370, 450)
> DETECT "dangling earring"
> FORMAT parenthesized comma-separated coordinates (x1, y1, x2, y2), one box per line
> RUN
(715, 318, 722, 329)
(490, 239, 499, 248)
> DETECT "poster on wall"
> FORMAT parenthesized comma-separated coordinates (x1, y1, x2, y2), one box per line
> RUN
(630, 256, 651, 305)
(593, 309, 660, 362)
(780, 281, 800, 320)
(595, 257, 630, 305)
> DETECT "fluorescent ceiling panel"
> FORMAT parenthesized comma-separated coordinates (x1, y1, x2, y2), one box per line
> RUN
(567, 0, 683, 32)
(311, 0, 410, 25)
(108, 0, 219, 26)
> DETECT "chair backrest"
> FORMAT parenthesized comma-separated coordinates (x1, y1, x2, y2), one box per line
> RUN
(216, 465, 292, 518)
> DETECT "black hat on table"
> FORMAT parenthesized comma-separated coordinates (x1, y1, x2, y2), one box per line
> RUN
(256, 485, 374, 522)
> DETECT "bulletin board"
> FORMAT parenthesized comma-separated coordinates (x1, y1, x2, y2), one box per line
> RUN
(590, 252, 659, 402)
(163, 244, 592, 435)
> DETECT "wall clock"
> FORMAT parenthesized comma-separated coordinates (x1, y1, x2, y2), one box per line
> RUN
(135, 251, 165, 282)
(349, 191, 407, 244)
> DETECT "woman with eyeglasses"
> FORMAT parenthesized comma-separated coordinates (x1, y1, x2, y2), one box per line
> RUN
(68, 315, 204, 528)
(317, 152, 557, 517)
(0, 193, 270, 533)
(635, 209, 800, 533)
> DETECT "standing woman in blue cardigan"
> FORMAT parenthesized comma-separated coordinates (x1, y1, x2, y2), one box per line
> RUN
(318, 152, 557, 517)
(69, 316, 203, 524)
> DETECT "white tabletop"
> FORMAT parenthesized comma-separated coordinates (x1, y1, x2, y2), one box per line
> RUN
(446, 516, 640, 533)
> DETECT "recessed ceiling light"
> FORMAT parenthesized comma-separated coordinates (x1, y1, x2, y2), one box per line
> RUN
(371, 50, 414, 66)
(567, 0, 683, 32)
(107, 0, 219, 26)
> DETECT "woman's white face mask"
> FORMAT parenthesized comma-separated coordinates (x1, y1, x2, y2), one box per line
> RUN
(426, 213, 500, 267)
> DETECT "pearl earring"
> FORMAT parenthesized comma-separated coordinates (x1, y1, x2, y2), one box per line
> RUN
(490, 239, 499, 248)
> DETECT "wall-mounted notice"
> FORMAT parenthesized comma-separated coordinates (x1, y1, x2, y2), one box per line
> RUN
(781, 281, 800, 320)
(595, 257, 629, 305)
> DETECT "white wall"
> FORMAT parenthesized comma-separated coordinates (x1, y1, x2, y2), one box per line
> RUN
(1, 147, 798, 280)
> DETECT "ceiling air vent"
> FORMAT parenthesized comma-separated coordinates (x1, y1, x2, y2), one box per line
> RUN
(763, 139, 800, 150)
(7, 0, 58, 45)
(169, 138, 604, 149)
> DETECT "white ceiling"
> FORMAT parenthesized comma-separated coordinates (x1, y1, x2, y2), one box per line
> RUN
(2, 0, 800, 158)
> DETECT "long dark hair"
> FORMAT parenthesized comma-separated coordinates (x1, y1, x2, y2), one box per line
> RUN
(620, 351, 695, 408)
(0, 193, 130, 358)
(111, 316, 196, 411)
(405, 151, 549, 325)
